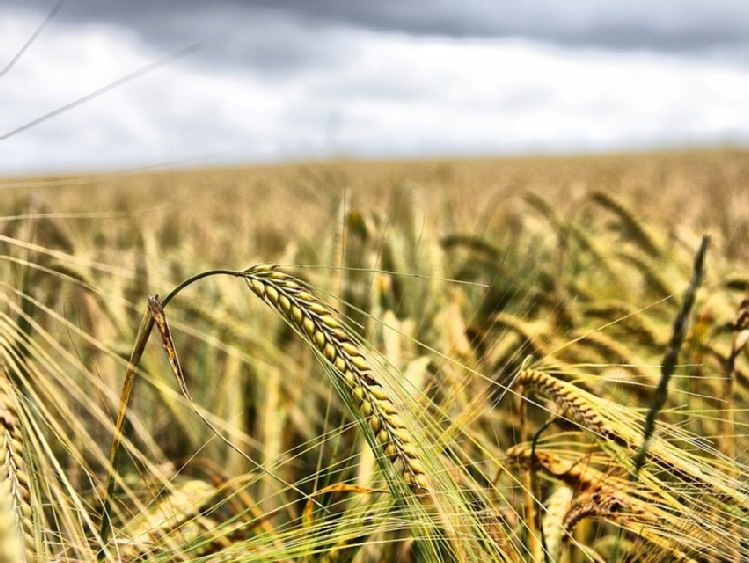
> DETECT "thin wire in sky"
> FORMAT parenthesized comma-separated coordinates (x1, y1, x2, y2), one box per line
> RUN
(0, 44, 201, 141)
(0, 0, 66, 78)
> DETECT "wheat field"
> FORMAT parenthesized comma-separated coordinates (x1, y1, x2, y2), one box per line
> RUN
(1, 149, 748, 561)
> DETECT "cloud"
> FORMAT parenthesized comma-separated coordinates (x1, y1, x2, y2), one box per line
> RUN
(5, 0, 749, 61)
(246, 0, 749, 54)
(316, 39, 749, 154)
(2, 4, 749, 173)
(3, 4, 749, 174)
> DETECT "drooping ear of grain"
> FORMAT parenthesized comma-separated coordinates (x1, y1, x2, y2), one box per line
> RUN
(242, 264, 428, 490)
(0, 456, 25, 563)
(515, 368, 615, 441)
(0, 373, 35, 563)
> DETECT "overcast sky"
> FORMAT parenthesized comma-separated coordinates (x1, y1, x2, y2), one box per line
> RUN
(2, 1, 749, 173)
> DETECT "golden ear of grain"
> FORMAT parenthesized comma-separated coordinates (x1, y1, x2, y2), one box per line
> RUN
(0, 465, 24, 563)
(505, 445, 606, 493)
(561, 487, 627, 537)
(242, 264, 428, 490)
(0, 374, 35, 563)
(515, 368, 613, 440)
(559, 487, 701, 562)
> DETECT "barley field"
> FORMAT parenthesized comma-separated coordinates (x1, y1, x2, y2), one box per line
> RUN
(1, 149, 749, 561)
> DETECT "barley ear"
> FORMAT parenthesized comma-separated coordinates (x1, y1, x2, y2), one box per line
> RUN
(0, 373, 35, 562)
(242, 264, 428, 490)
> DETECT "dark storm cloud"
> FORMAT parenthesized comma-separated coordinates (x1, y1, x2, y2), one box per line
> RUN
(5, 1, 361, 74)
(7, 0, 749, 69)
(248, 0, 749, 52)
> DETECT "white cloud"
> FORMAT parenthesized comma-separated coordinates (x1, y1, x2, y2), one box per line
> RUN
(2, 10, 749, 173)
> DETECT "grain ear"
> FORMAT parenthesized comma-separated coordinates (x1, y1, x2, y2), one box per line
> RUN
(0, 373, 35, 562)
(516, 368, 615, 441)
(243, 264, 428, 491)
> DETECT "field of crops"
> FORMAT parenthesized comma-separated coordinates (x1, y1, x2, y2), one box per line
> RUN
(1, 149, 748, 561)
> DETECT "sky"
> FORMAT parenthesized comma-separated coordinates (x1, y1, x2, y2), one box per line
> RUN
(2, 1, 749, 173)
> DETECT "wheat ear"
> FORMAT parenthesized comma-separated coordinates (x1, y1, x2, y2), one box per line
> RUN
(0, 466, 25, 563)
(515, 368, 615, 441)
(243, 264, 428, 490)
(505, 445, 608, 492)
(0, 373, 35, 562)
